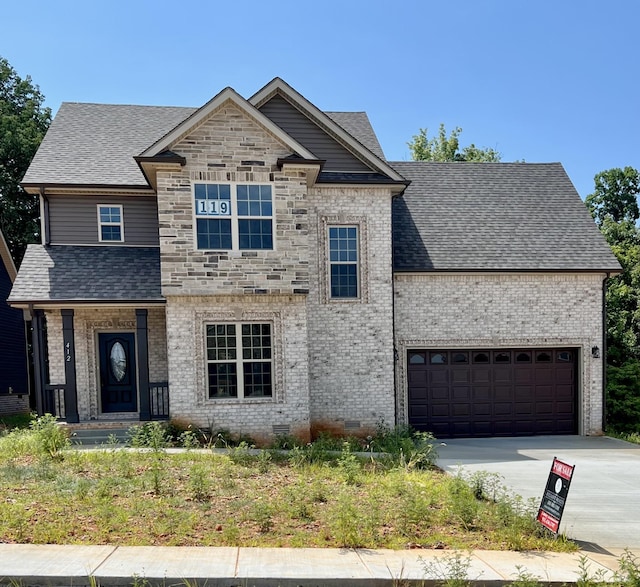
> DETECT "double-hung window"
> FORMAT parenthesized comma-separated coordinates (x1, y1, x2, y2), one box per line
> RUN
(328, 226, 359, 298)
(97, 205, 124, 242)
(206, 323, 273, 399)
(194, 184, 273, 250)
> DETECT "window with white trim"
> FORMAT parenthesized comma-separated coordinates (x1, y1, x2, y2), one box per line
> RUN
(97, 205, 124, 242)
(194, 184, 273, 250)
(206, 323, 273, 399)
(328, 225, 359, 298)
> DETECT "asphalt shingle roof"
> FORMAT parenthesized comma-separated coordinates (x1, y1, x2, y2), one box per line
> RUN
(8, 245, 162, 303)
(22, 104, 384, 187)
(325, 112, 386, 160)
(390, 162, 621, 272)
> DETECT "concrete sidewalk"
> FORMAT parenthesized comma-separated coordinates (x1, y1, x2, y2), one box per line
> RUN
(0, 544, 634, 587)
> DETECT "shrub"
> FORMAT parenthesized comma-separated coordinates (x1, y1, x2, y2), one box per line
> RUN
(607, 360, 640, 433)
(30, 414, 70, 459)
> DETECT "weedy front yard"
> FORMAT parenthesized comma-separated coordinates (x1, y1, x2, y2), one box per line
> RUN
(0, 417, 575, 551)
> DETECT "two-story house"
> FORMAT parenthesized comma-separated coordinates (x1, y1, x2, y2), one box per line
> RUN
(8, 78, 620, 439)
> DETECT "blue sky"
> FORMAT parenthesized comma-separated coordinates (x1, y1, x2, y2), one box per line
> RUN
(3, 0, 639, 198)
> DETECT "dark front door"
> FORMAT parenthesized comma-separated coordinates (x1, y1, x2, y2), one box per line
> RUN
(99, 333, 137, 413)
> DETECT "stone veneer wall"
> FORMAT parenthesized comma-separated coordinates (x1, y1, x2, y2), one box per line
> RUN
(305, 186, 396, 433)
(165, 295, 310, 440)
(156, 102, 310, 297)
(44, 307, 168, 421)
(393, 273, 607, 435)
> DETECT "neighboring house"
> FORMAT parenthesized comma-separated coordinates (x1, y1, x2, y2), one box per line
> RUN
(8, 78, 620, 439)
(0, 229, 29, 415)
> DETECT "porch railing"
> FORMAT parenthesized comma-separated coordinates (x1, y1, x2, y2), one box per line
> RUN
(149, 381, 169, 420)
(44, 384, 66, 420)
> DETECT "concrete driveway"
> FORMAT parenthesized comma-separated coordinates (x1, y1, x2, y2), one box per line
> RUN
(436, 436, 640, 551)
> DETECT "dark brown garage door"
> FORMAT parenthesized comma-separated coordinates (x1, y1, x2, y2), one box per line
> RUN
(407, 348, 577, 438)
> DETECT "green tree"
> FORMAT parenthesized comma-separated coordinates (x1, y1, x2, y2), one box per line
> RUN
(586, 166, 640, 432)
(585, 167, 640, 227)
(408, 123, 501, 162)
(0, 56, 51, 263)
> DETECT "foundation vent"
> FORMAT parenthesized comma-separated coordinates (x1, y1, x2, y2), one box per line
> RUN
(344, 420, 361, 431)
(272, 424, 290, 435)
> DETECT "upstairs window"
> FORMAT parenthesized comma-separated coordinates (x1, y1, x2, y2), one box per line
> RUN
(328, 225, 359, 298)
(194, 183, 273, 251)
(97, 205, 124, 242)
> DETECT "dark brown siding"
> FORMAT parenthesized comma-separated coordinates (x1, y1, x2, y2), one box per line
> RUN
(48, 195, 159, 246)
(259, 94, 371, 172)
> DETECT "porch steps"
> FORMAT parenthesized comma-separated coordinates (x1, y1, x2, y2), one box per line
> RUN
(65, 423, 135, 448)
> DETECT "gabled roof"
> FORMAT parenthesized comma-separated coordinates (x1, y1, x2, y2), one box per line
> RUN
(8, 245, 163, 305)
(21, 81, 402, 191)
(391, 162, 621, 273)
(0, 230, 17, 283)
(250, 78, 405, 185)
(139, 86, 317, 161)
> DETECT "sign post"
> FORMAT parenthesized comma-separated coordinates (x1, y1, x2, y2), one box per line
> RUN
(537, 457, 575, 534)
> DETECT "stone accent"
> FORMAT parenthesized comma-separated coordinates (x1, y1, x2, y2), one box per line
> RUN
(165, 295, 310, 440)
(157, 102, 310, 297)
(44, 307, 168, 421)
(306, 186, 396, 431)
(394, 273, 607, 435)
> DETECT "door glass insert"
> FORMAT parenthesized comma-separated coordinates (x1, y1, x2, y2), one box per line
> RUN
(430, 352, 447, 364)
(110, 341, 127, 382)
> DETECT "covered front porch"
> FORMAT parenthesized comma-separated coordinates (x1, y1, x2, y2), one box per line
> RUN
(32, 306, 169, 424)
(9, 245, 168, 424)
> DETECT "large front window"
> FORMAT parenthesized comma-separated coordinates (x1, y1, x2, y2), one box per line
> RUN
(194, 184, 273, 250)
(206, 323, 273, 399)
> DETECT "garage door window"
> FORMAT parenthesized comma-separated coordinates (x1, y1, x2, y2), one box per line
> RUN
(409, 352, 426, 364)
(473, 352, 490, 363)
(516, 352, 532, 363)
(430, 352, 447, 364)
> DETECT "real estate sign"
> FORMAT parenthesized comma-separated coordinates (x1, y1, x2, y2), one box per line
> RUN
(537, 457, 575, 534)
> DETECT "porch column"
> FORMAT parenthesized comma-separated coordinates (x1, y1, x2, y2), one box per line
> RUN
(61, 309, 79, 423)
(31, 309, 46, 415)
(136, 309, 151, 421)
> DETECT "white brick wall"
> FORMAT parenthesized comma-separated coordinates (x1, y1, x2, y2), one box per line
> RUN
(165, 295, 310, 440)
(306, 186, 396, 432)
(394, 273, 607, 435)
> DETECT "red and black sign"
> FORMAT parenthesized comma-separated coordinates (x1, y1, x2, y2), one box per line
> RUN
(537, 457, 575, 534)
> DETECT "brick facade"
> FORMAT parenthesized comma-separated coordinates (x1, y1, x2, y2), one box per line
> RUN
(45, 307, 167, 421)
(393, 273, 606, 434)
(306, 186, 395, 433)
(165, 294, 310, 440)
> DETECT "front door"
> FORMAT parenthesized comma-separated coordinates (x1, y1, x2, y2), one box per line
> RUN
(99, 333, 137, 413)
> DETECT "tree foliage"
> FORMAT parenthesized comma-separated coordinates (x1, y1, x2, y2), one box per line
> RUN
(0, 56, 51, 263)
(585, 167, 640, 227)
(408, 123, 501, 162)
(586, 167, 640, 432)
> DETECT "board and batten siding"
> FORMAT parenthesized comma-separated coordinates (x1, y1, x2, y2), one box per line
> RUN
(47, 195, 159, 245)
(258, 94, 370, 172)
